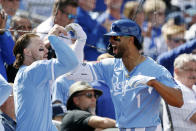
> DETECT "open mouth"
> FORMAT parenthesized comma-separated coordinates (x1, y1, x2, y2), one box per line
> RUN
(112, 45, 117, 54)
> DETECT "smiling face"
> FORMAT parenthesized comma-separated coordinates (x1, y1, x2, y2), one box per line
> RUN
(109, 36, 132, 58)
(25, 36, 48, 62)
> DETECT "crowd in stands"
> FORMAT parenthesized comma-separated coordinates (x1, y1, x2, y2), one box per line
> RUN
(0, 0, 196, 130)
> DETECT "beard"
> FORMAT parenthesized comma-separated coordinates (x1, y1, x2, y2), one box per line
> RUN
(113, 47, 123, 58)
(86, 107, 96, 115)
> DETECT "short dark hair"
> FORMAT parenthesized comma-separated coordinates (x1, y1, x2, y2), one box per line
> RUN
(133, 37, 142, 50)
(13, 33, 39, 69)
(52, 0, 78, 16)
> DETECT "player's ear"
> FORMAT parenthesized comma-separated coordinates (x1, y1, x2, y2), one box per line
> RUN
(23, 48, 32, 57)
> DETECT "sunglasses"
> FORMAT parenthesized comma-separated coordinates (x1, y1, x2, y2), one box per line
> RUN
(77, 92, 99, 99)
(110, 36, 121, 42)
(110, 36, 131, 42)
(61, 10, 77, 20)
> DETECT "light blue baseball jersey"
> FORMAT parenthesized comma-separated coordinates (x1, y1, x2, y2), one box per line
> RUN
(13, 36, 78, 131)
(0, 74, 12, 106)
(90, 57, 179, 128)
(52, 75, 75, 105)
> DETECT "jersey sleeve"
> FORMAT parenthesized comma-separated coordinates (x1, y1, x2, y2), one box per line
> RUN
(0, 74, 12, 106)
(157, 67, 180, 89)
(90, 58, 115, 81)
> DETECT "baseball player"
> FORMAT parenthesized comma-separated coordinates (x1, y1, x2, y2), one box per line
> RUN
(66, 19, 183, 131)
(12, 25, 78, 131)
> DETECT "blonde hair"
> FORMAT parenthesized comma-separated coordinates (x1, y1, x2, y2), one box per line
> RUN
(123, 1, 139, 19)
(162, 21, 186, 40)
(174, 53, 196, 69)
(143, 0, 166, 20)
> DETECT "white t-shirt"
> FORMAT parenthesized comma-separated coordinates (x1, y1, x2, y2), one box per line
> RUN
(169, 82, 196, 131)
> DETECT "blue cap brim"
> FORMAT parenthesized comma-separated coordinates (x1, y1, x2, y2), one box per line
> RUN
(104, 32, 125, 37)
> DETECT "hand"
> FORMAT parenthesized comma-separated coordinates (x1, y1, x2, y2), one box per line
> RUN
(0, 9, 7, 34)
(48, 24, 67, 36)
(129, 75, 155, 93)
(65, 23, 87, 41)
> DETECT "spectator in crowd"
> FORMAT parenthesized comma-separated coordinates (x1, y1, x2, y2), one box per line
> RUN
(142, 0, 167, 59)
(157, 20, 196, 75)
(36, 0, 78, 40)
(0, 10, 15, 80)
(65, 19, 183, 130)
(0, 83, 16, 131)
(161, 21, 186, 51)
(162, 54, 196, 131)
(13, 25, 78, 131)
(60, 81, 116, 131)
(6, 15, 33, 83)
(123, 1, 145, 28)
(0, 0, 20, 29)
(157, 38, 196, 76)
(10, 15, 32, 41)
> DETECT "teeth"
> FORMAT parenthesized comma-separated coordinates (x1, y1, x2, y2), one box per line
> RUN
(112, 45, 117, 47)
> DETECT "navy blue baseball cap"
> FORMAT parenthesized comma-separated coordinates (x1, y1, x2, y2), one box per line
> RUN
(104, 19, 142, 44)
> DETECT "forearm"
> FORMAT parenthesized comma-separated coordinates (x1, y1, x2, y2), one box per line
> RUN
(101, 118, 116, 128)
(48, 35, 79, 72)
(190, 113, 196, 124)
(88, 116, 116, 129)
(73, 39, 85, 62)
(147, 79, 183, 107)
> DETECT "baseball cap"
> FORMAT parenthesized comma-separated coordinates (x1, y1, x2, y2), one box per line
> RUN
(104, 19, 142, 44)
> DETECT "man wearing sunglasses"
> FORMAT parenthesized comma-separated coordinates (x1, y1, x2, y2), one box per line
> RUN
(60, 81, 116, 131)
(65, 19, 183, 131)
(36, 0, 78, 40)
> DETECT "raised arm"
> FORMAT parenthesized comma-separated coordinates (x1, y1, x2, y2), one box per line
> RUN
(47, 25, 79, 77)
(65, 23, 86, 62)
